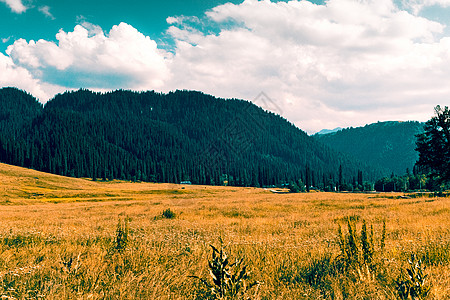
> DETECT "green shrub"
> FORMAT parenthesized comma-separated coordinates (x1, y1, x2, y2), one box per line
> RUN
(288, 181, 300, 193)
(161, 208, 176, 219)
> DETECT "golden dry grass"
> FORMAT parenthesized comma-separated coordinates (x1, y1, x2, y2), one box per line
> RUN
(0, 163, 449, 299)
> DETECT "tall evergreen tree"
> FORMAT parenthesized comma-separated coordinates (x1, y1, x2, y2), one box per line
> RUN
(416, 105, 450, 184)
(305, 165, 311, 192)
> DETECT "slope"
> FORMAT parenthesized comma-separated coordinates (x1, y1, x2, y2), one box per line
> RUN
(0, 161, 238, 203)
(0, 162, 98, 201)
(314, 121, 424, 175)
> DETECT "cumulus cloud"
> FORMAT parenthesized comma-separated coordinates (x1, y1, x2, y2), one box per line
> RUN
(7, 22, 171, 91)
(0, 0, 26, 13)
(165, 0, 450, 132)
(0, 53, 61, 100)
(3, 0, 450, 132)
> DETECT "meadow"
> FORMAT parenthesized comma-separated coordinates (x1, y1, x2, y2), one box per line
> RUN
(0, 163, 449, 299)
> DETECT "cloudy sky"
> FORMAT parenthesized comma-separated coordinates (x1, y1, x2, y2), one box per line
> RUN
(1, 0, 450, 133)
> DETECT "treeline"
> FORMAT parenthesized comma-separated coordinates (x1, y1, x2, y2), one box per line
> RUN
(374, 169, 446, 192)
(0, 87, 383, 187)
(289, 169, 444, 193)
(289, 167, 373, 192)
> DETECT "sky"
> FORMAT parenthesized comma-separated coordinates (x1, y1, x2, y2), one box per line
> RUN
(1, 0, 450, 133)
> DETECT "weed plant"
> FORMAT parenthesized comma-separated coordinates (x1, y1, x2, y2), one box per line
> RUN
(396, 254, 431, 300)
(190, 239, 259, 299)
(337, 219, 386, 275)
(113, 216, 129, 252)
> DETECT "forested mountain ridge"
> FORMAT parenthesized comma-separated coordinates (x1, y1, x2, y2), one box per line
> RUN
(314, 121, 424, 176)
(0, 88, 42, 131)
(0, 87, 383, 187)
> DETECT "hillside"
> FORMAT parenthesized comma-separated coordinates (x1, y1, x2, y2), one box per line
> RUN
(314, 121, 424, 175)
(0, 161, 246, 203)
(0, 162, 98, 201)
(0, 87, 384, 187)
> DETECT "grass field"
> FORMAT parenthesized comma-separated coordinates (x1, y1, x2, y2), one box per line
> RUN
(0, 163, 449, 299)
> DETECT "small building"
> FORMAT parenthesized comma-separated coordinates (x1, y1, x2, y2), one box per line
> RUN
(180, 181, 192, 185)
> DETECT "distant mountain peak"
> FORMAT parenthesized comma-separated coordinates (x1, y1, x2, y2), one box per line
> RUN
(315, 127, 343, 135)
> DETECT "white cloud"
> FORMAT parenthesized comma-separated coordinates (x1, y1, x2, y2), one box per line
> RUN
(403, 0, 450, 14)
(3, 0, 450, 132)
(7, 22, 171, 91)
(38, 5, 55, 19)
(0, 53, 61, 100)
(166, 16, 182, 25)
(0, 0, 26, 13)
(165, 0, 450, 132)
(2, 36, 11, 43)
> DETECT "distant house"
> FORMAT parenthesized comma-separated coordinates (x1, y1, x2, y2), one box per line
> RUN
(180, 181, 192, 185)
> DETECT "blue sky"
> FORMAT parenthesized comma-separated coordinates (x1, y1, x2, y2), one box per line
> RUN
(1, 0, 450, 132)
(0, 0, 248, 52)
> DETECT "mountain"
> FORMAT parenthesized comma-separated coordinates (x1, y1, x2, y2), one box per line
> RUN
(0, 87, 384, 187)
(0, 87, 42, 131)
(314, 121, 424, 176)
(315, 127, 343, 135)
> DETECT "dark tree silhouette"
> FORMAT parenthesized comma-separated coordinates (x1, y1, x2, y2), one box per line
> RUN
(416, 105, 450, 184)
